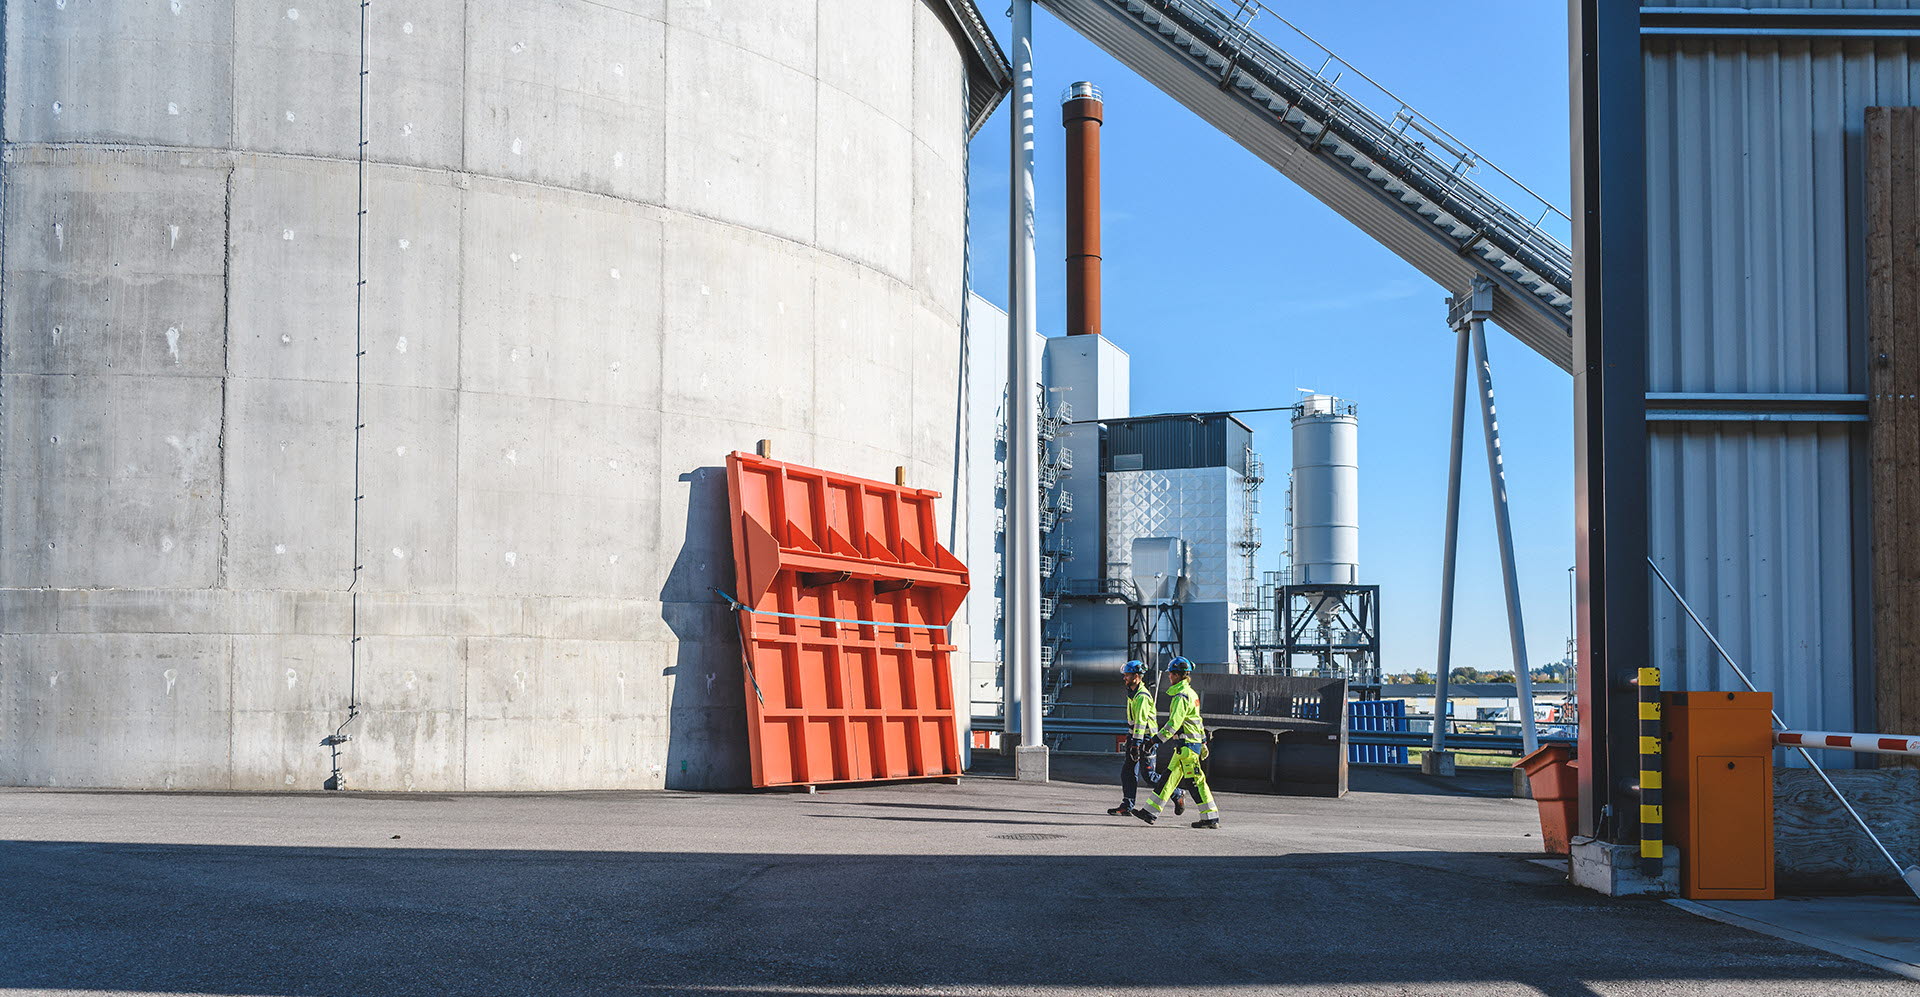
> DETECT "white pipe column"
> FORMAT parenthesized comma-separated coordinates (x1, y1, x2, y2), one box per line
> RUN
(1469, 284, 1540, 755)
(1008, 0, 1047, 780)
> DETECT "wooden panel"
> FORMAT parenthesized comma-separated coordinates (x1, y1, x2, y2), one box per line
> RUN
(1868, 107, 1920, 766)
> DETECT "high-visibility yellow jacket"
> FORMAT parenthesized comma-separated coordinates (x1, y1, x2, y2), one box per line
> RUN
(1125, 686, 1155, 739)
(1156, 678, 1206, 745)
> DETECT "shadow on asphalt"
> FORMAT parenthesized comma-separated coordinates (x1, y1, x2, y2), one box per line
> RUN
(2, 839, 1897, 996)
(805, 798, 1082, 817)
(968, 750, 1520, 799)
(806, 812, 1118, 829)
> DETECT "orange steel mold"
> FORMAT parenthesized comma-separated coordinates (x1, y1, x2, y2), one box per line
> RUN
(725, 452, 969, 788)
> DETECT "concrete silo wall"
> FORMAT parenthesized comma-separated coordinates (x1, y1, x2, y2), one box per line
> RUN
(0, 0, 977, 790)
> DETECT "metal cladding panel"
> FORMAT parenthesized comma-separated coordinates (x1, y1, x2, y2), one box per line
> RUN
(1648, 425, 1861, 736)
(1105, 467, 1239, 604)
(726, 453, 968, 788)
(1130, 537, 1188, 603)
(1179, 602, 1233, 666)
(962, 294, 1009, 678)
(1643, 27, 1909, 738)
(1645, 35, 1870, 396)
(1056, 422, 1107, 584)
(1043, 334, 1132, 421)
(1038, 0, 1574, 371)
(1102, 414, 1247, 473)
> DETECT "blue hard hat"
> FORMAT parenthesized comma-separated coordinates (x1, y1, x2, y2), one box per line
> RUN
(1167, 656, 1193, 673)
(1122, 660, 1145, 675)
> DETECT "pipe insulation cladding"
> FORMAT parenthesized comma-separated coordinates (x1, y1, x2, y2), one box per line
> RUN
(0, 0, 1008, 791)
(1289, 396, 1360, 588)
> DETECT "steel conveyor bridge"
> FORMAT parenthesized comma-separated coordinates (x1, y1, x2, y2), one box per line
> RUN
(1037, 0, 1576, 371)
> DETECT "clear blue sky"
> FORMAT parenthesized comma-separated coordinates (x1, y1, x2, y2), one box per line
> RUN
(965, 2, 1576, 676)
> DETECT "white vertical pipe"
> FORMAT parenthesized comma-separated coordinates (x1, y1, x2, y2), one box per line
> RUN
(1009, 0, 1043, 754)
(1432, 324, 1470, 753)
(1471, 321, 1540, 754)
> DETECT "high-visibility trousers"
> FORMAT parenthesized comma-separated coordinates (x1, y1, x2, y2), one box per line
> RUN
(1141, 741, 1217, 818)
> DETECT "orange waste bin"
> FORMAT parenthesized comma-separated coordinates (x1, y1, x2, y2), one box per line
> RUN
(1516, 744, 1579, 855)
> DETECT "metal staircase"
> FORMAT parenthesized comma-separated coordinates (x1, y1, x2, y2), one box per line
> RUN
(1037, 0, 1576, 371)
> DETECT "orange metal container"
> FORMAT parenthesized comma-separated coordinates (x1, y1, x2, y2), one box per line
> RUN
(1664, 690, 1775, 900)
(725, 452, 969, 788)
(1516, 744, 1579, 854)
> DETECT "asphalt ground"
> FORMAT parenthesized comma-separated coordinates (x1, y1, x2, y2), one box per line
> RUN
(3, 765, 1913, 996)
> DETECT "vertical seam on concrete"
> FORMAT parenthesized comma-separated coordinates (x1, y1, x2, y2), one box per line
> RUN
(657, 17, 668, 205)
(910, 5, 922, 485)
(219, 165, 235, 587)
(460, 635, 469, 790)
(0, 0, 9, 591)
(459, 0, 469, 171)
(227, 635, 236, 788)
(453, 175, 467, 613)
(812, 1, 822, 249)
(228, 1, 238, 149)
(453, 154, 469, 793)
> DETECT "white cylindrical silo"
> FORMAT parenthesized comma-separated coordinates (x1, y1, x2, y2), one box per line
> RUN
(1289, 395, 1359, 588)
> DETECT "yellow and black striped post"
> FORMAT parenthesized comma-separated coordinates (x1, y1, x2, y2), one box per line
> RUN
(1639, 666, 1664, 869)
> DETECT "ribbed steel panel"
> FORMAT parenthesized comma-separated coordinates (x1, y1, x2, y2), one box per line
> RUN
(1645, 37, 1866, 395)
(1647, 424, 1861, 734)
(1102, 414, 1249, 474)
(1642, 17, 1900, 738)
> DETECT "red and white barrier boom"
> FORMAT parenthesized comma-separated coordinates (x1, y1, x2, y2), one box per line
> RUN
(1775, 730, 1920, 757)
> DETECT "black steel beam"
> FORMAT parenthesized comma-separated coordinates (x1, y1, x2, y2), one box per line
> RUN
(1570, 0, 1648, 844)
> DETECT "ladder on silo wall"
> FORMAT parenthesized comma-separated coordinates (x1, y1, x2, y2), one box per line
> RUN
(1036, 0, 1576, 371)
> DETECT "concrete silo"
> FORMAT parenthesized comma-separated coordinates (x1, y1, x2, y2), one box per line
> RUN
(0, 0, 1007, 790)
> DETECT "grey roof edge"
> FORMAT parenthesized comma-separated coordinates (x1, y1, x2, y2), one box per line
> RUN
(1098, 411, 1257, 433)
(927, 0, 1013, 137)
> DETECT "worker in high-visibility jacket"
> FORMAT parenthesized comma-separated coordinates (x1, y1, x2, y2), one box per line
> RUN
(1133, 656, 1221, 829)
(1107, 660, 1185, 817)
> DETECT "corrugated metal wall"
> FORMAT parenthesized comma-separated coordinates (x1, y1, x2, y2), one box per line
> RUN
(1102, 415, 1250, 474)
(1641, 25, 1918, 737)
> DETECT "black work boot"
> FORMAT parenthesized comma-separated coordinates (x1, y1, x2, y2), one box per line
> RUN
(1192, 817, 1221, 830)
(1133, 808, 1157, 825)
(1174, 795, 1186, 816)
(1106, 804, 1133, 816)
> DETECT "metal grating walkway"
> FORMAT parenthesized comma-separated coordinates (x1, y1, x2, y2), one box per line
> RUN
(1038, 0, 1576, 371)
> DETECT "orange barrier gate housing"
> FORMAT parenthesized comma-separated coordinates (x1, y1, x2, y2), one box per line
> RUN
(725, 452, 969, 788)
(1664, 690, 1775, 900)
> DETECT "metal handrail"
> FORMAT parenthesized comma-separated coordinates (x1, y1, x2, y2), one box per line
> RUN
(1145, 0, 1571, 293)
(1226, 0, 1569, 229)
